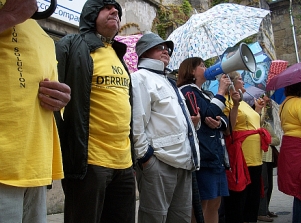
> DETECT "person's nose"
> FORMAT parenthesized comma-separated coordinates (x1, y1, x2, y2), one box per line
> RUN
(110, 7, 118, 15)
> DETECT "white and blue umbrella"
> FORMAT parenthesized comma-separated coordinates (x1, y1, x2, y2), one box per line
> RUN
(167, 3, 270, 70)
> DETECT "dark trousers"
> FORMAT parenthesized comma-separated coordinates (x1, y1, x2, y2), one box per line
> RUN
(258, 162, 274, 215)
(224, 165, 262, 223)
(293, 197, 301, 223)
(62, 164, 136, 223)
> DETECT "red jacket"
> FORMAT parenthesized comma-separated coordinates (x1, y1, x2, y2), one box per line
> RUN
(225, 128, 271, 191)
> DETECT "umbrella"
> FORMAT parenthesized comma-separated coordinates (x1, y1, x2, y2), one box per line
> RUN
(167, 3, 270, 70)
(265, 60, 288, 104)
(266, 60, 288, 84)
(114, 34, 142, 73)
(266, 62, 301, 91)
(206, 81, 265, 106)
(270, 88, 286, 104)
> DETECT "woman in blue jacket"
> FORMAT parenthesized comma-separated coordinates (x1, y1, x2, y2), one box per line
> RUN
(177, 57, 231, 223)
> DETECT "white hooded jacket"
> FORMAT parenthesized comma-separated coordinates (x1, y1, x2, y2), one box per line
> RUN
(131, 58, 200, 170)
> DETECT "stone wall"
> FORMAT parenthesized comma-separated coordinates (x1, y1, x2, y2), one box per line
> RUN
(121, 0, 157, 35)
(269, 0, 301, 65)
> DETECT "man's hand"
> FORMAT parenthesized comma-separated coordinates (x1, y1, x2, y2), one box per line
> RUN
(0, 0, 37, 32)
(38, 78, 71, 111)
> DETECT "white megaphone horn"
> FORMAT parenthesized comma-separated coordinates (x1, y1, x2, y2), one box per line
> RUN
(204, 43, 256, 80)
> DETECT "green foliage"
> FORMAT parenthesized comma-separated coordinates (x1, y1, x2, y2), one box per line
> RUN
(238, 35, 256, 45)
(204, 57, 218, 68)
(211, 0, 229, 7)
(182, 0, 193, 16)
(152, 1, 193, 39)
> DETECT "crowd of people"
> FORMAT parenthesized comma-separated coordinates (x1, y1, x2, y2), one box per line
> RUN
(1, 0, 300, 223)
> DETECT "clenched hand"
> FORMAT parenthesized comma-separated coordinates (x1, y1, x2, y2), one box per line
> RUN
(38, 78, 71, 111)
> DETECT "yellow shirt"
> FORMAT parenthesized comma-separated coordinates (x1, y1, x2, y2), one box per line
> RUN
(224, 99, 262, 166)
(88, 44, 132, 169)
(280, 96, 301, 138)
(0, 18, 63, 186)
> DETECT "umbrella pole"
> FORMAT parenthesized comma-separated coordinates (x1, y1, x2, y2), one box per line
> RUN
(204, 26, 222, 61)
(289, 0, 300, 63)
(245, 91, 257, 99)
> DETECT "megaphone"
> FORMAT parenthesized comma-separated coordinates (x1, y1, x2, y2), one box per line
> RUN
(31, 0, 57, 20)
(204, 43, 256, 80)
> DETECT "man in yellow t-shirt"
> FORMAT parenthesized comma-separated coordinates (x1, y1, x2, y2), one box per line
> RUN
(0, 0, 71, 222)
(54, 0, 136, 222)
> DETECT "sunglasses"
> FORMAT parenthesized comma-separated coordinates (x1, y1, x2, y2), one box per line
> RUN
(154, 45, 172, 56)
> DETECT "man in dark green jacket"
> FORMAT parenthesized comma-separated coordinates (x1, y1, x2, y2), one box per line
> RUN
(55, 0, 135, 222)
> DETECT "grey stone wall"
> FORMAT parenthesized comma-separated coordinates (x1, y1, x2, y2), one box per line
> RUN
(269, 0, 301, 65)
(121, 0, 157, 34)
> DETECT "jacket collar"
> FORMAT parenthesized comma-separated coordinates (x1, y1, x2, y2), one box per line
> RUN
(137, 58, 165, 75)
(81, 32, 127, 59)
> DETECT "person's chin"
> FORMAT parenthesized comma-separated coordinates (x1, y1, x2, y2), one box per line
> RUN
(161, 59, 169, 67)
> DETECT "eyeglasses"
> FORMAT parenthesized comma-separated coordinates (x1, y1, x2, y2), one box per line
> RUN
(154, 45, 172, 56)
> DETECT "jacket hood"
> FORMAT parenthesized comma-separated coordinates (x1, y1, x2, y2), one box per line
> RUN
(79, 0, 122, 34)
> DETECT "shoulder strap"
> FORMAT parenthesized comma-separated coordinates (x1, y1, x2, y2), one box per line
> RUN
(279, 97, 294, 119)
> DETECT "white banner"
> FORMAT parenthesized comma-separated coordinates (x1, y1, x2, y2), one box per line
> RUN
(37, 0, 86, 26)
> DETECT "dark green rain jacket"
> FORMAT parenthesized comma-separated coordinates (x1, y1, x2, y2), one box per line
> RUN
(55, 0, 134, 180)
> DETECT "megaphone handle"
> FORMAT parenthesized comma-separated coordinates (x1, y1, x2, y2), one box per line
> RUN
(238, 89, 243, 102)
(227, 75, 243, 102)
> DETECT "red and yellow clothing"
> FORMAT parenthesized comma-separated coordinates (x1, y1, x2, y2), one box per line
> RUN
(278, 96, 301, 200)
(280, 96, 301, 138)
(88, 45, 132, 169)
(224, 99, 263, 166)
(0, 17, 63, 187)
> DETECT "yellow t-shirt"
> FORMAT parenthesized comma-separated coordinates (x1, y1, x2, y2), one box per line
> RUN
(224, 98, 262, 166)
(0, 18, 64, 186)
(88, 44, 132, 169)
(280, 96, 301, 138)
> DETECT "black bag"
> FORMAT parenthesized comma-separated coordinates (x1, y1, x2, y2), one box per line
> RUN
(271, 145, 279, 168)
(184, 92, 198, 116)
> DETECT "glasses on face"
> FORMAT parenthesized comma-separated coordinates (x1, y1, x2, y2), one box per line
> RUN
(154, 45, 172, 56)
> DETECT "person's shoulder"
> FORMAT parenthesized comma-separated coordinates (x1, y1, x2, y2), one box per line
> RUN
(131, 69, 160, 86)
(131, 70, 144, 80)
(56, 33, 81, 44)
(179, 84, 192, 93)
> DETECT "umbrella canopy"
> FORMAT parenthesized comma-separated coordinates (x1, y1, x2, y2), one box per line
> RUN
(267, 60, 288, 84)
(206, 81, 264, 106)
(266, 62, 301, 91)
(114, 34, 142, 73)
(266, 60, 288, 104)
(270, 88, 286, 104)
(167, 3, 270, 70)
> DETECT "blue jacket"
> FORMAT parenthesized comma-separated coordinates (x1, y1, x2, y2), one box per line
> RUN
(180, 84, 228, 170)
